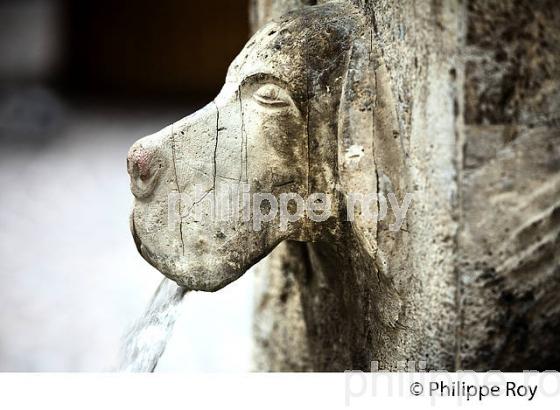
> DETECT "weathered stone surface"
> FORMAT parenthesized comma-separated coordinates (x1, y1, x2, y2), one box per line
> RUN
(252, 0, 461, 371)
(458, 0, 560, 370)
(127, 0, 559, 371)
(252, 241, 312, 371)
(250, 0, 559, 371)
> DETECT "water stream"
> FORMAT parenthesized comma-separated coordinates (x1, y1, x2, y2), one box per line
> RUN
(117, 278, 188, 372)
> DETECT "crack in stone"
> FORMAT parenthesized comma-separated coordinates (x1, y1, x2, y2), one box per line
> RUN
(212, 101, 220, 194)
(238, 86, 248, 184)
(184, 187, 215, 216)
(170, 123, 186, 256)
(181, 161, 239, 181)
(306, 99, 311, 188)
(272, 179, 295, 188)
(369, 27, 382, 281)
(305, 72, 312, 235)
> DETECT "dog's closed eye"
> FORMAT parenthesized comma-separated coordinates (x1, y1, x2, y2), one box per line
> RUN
(253, 84, 292, 108)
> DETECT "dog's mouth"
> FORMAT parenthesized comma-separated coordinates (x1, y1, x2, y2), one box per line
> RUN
(129, 210, 157, 266)
(129, 168, 162, 199)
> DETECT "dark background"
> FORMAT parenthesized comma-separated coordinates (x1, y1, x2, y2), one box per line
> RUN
(62, 0, 249, 98)
(2, 0, 249, 98)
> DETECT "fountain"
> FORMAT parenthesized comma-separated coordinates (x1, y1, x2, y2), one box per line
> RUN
(117, 278, 188, 372)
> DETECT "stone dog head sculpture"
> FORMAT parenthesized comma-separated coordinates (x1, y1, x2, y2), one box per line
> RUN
(127, 2, 393, 291)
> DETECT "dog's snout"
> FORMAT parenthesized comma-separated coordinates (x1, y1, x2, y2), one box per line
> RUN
(128, 145, 154, 180)
(127, 142, 166, 199)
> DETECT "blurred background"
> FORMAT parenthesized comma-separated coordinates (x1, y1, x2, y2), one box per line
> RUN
(0, 0, 256, 371)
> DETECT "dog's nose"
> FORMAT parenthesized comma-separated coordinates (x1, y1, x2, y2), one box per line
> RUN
(127, 142, 165, 199)
(128, 144, 154, 180)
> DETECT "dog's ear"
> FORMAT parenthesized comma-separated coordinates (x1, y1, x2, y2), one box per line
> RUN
(337, 29, 407, 329)
(337, 32, 378, 257)
(337, 31, 406, 267)
(369, 42, 408, 280)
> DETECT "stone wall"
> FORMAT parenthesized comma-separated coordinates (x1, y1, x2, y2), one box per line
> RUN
(458, 0, 560, 370)
(251, 0, 559, 371)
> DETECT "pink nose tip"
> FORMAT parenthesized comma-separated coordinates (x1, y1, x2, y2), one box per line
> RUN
(127, 144, 165, 198)
(127, 145, 154, 181)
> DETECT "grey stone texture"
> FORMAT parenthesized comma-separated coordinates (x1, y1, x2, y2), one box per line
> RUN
(127, 0, 559, 371)
(250, 0, 560, 371)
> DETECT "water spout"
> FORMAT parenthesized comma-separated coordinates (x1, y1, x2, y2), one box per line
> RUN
(117, 278, 188, 372)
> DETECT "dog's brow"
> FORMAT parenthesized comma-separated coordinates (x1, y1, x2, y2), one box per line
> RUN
(225, 67, 240, 84)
